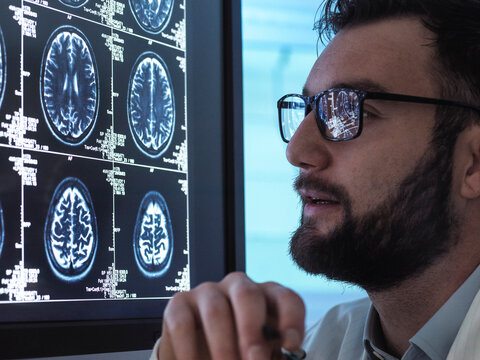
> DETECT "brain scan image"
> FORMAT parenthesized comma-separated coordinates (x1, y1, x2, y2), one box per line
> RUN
(41, 26, 99, 146)
(44, 177, 98, 282)
(57, 0, 89, 7)
(128, 52, 175, 158)
(129, 0, 174, 34)
(0, 201, 4, 259)
(133, 191, 173, 278)
(0, 25, 6, 110)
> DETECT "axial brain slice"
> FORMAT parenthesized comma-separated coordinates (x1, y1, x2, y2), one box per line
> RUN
(134, 191, 173, 277)
(0, 201, 4, 259)
(128, 53, 175, 158)
(0, 26, 5, 109)
(58, 0, 89, 7)
(41, 27, 98, 145)
(45, 178, 97, 281)
(129, 0, 174, 34)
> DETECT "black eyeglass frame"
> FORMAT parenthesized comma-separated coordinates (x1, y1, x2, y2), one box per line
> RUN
(277, 88, 480, 143)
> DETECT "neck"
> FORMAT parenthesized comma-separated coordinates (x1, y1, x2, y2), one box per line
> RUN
(367, 244, 480, 357)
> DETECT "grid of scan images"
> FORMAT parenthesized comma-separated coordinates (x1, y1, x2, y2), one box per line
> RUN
(0, 0, 190, 302)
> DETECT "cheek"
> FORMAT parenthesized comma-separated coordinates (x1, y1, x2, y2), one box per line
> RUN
(337, 142, 427, 215)
(330, 110, 434, 214)
(342, 165, 396, 214)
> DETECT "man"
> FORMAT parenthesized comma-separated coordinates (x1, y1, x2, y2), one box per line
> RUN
(154, 0, 480, 359)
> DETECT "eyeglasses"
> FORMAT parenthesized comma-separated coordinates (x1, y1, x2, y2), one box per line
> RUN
(277, 88, 480, 143)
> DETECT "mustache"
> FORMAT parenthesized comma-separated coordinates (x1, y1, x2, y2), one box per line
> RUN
(293, 173, 350, 204)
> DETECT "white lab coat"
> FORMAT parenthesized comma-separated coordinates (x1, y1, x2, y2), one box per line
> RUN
(447, 289, 480, 359)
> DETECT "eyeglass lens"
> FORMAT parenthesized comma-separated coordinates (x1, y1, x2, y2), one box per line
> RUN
(279, 95, 307, 141)
(318, 90, 361, 140)
(280, 89, 361, 141)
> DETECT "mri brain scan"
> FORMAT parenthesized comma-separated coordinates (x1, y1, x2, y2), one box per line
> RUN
(0, 201, 4, 259)
(133, 191, 173, 278)
(41, 26, 99, 146)
(57, 0, 89, 7)
(128, 52, 175, 158)
(44, 177, 98, 282)
(0, 25, 6, 110)
(129, 0, 174, 34)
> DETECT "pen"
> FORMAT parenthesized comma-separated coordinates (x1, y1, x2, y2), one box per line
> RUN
(262, 325, 307, 360)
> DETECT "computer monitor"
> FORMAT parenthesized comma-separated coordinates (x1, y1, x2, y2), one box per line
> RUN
(0, 0, 244, 358)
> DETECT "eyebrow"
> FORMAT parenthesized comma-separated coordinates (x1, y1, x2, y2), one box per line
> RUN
(302, 79, 390, 96)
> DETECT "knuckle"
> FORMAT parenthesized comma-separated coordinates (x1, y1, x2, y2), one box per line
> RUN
(164, 293, 193, 325)
(194, 281, 219, 294)
(231, 281, 261, 302)
(164, 307, 193, 334)
(266, 282, 303, 303)
(280, 287, 303, 303)
(166, 291, 189, 311)
(262, 280, 282, 289)
(202, 292, 229, 319)
(223, 271, 248, 284)
(281, 289, 305, 314)
(261, 283, 306, 328)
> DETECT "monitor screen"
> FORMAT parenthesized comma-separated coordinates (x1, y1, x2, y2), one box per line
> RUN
(0, 0, 244, 358)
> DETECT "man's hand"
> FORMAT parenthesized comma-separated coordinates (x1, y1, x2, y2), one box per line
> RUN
(158, 272, 305, 360)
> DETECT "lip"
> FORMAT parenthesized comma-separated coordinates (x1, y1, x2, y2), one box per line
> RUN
(299, 189, 339, 204)
(299, 189, 341, 217)
(303, 201, 341, 218)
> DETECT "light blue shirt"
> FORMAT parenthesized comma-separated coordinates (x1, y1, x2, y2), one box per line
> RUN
(303, 265, 480, 360)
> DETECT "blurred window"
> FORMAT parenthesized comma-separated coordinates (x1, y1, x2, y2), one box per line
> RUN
(242, 0, 366, 328)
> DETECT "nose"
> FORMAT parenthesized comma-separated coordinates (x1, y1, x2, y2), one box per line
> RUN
(286, 111, 331, 171)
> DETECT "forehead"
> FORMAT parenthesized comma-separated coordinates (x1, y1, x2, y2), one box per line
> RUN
(305, 16, 438, 96)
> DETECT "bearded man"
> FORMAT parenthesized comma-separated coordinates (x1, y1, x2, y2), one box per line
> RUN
(153, 1, 480, 359)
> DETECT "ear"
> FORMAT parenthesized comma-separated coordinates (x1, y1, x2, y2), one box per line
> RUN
(460, 126, 480, 199)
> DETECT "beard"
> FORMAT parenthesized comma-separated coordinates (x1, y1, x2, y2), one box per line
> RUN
(289, 144, 459, 292)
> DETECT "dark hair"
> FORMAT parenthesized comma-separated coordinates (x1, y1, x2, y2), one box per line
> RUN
(316, 0, 480, 149)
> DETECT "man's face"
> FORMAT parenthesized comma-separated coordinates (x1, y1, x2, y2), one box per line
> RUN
(287, 17, 459, 291)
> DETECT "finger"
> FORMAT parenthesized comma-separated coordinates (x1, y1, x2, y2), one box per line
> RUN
(195, 282, 240, 360)
(260, 282, 305, 352)
(157, 323, 176, 360)
(222, 272, 270, 360)
(162, 292, 200, 360)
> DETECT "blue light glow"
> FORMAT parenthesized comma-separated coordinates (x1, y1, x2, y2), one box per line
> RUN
(129, 0, 174, 34)
(0, 25, 6, 110)
(44, 177, 98, 282)
(128, 52, 175, 158)
(57, 0, 89, 7)
(40, 26, 99, 146)
(133, 191, 173, 278)
(0, 201, 4, 259)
